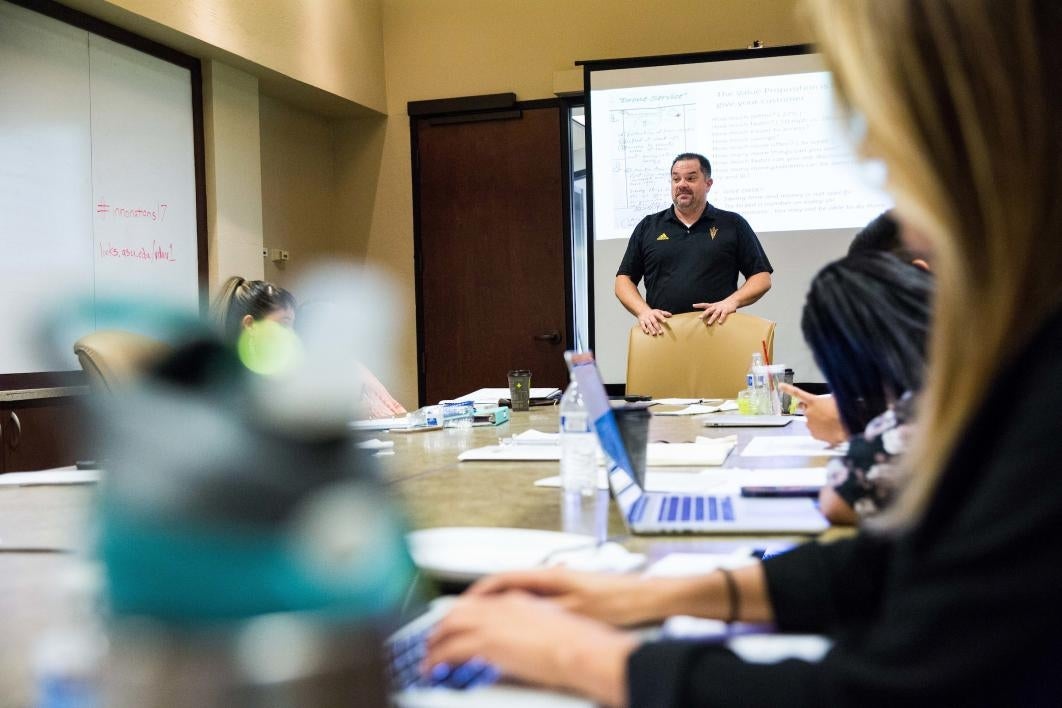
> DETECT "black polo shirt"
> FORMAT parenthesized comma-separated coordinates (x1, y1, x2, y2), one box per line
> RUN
(616, 204, 772, 314)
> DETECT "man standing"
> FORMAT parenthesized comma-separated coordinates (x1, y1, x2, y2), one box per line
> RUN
(615, 153, 773, 335)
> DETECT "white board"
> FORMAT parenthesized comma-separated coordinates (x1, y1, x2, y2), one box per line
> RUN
(0, 0, 200, 375)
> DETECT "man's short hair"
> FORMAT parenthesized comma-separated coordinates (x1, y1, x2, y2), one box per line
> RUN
(671, 153, 712, 178)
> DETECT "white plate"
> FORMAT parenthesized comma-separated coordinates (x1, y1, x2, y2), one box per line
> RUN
(406, 527, 596, 583)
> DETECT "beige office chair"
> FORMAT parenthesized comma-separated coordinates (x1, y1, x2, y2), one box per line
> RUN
(625, 311, 776, 399)
(73, 330, 172, 394)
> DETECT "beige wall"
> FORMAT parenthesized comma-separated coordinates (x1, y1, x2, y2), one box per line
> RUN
(61, 0, 387, 114)
(259, 94, 335, 289)
(257, 95, 413, 392)
(204, 61, 265, 291)
(370, 0, 812, 407)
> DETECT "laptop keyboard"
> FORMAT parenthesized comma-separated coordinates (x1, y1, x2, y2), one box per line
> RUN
(388, 600, 501, 691)
(630, 494, 735, 523)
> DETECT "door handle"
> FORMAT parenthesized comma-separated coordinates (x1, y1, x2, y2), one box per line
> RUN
(7, 411, 20, 449)
(533, 330, 562, 345)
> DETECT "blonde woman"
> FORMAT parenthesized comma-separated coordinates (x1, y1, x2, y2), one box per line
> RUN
(421, 2, 1062, 705)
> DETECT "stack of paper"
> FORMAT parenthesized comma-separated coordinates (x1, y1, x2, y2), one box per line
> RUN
(740, 436, 847, 457)
(654, 400, 739, 416)
(349, 416, 413, 431)
(459, 431, 737, 466)
(643, 436, 737, 465)
(458, 429, 561, 461)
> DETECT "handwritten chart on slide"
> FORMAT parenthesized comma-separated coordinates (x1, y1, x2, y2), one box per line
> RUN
(591, 72, 890, 239)
(609, 103, 697, 230)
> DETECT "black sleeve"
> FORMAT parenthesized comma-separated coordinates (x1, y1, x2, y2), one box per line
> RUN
(626, 326, 1062, 707)
(733, 214, 773, 278)
(629, 642, 832, 708)
(761, 534, 892, 633)
(616, 220, 647, 283)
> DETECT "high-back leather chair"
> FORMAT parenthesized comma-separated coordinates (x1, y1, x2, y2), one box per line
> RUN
(625, 311, 776, 399)
(73, 330, 171, 394)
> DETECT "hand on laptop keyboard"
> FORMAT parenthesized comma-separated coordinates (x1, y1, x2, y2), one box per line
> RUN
(388, 597, 501, 691)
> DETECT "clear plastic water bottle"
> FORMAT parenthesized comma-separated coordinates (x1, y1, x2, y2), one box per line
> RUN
(559, 373, 601, 537)
(748, 352, 766, 414)
(560, 374, 596, 493)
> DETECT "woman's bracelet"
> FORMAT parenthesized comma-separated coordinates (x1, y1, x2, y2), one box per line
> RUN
(719, 568, 740, 623)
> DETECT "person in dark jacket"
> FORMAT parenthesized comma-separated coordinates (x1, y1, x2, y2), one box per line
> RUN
(423, 1, 1062, 705)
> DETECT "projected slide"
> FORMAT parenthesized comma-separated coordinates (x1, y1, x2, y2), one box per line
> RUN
(591, 68, 890, 240)
(587, 51, 893, 386)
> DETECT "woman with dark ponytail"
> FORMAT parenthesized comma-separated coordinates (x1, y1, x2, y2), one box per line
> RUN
(211, 276, 296, 345)
(801, 251, 933, 521)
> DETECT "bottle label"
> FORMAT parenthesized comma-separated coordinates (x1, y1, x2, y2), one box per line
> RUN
(560, 414, 590, 433)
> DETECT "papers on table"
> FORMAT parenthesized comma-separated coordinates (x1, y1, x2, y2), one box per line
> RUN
(0, 467, 100, 486)
(534, 467, 828, 492)
(459, 432, 737, 465)
(654, 400, 739, 416)
(458, 430, 562, 461)
(503, 430, 559, 444)
(741, 436, 847, 457)
(355, 438, 395, 456)
(646, 551, 760, 577)
(350, 417, 443, 433)
(447, 387, 561, 405)
(459, 445, 561, 462)
(653, 398, 727, 406)
(645, 436, 736, 466)
(349, 416, 413, 431)
(703, 415, 791, 427)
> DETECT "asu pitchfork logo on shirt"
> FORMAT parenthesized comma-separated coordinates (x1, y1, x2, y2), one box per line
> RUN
(656, 233, 669, 241)
(709, 226, 718, 240)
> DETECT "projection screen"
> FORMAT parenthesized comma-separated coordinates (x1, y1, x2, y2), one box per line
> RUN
(584, 47, 891, 387)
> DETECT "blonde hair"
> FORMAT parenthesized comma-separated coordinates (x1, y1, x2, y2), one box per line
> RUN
(804, 0, 1062, 524)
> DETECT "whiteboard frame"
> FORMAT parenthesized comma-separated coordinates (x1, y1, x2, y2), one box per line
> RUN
(0, 0, 207, 390)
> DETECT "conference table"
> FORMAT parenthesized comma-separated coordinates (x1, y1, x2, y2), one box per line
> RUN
(386, 406, 837, 549)
(0, 404, 840, 706)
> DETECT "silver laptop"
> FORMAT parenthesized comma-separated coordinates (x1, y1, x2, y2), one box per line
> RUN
(570, 353, 828, 535)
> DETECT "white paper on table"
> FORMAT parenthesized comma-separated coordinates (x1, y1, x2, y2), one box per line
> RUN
(741, 436, 847, 457)
(702, 414, 791, 427)
(654, 400, 739, 416)
(507, 429, 560, 444)
(534, 467, 827, 492)
(653, 397, 727, 406)
(459, 444, 560, 461)
(463, 431, 736, 465)
(641, 436, 737, 466)
(0, 468, 99, 486)
(349, 416, 412, 431)
(549, 542, 646, 573)
(447, 387, 561, 404)
(356, 438, 395, 451)
(646, 552, 760, 577)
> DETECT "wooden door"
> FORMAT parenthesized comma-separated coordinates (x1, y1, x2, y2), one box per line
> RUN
(413, 103, 571, 405)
